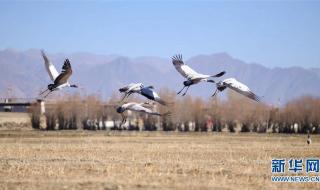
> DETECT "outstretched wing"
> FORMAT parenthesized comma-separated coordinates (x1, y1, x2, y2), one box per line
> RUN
(140, 87, 167, 106)
(223, 78, 260, 102)
(41, 50, 59, 82)
(53, 59, 73, 85)
(127, 103, 161, 116)
(172, 54, 201, 79)
(128, 103, 152, 113)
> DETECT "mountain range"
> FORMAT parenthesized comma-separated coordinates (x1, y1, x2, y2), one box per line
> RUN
(0, 48, 319, 105)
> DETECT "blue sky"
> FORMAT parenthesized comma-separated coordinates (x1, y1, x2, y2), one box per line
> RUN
(0, 1, 319, 68)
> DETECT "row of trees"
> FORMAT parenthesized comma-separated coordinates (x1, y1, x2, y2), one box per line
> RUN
(30, 89, 320, 134)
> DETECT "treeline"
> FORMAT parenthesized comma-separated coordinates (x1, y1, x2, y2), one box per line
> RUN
(30, 89, 320, 134)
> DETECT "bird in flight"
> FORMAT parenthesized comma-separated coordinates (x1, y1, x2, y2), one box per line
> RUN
(212, 78, 261, 102)
(172, 54, 226, 96)
(119, 83, 169, 106)
(39, 50, 78, 98)
(116, 102, 171, 127)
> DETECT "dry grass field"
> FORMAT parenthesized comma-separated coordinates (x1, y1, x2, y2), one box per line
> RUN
(0, 130, 319, 190)
(0, 112, 30, 128)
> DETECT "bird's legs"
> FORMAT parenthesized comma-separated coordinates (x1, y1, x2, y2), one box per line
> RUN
(177, 86, 186, 95)
(39, 88, 49, 95)
(182, 86, 190, 96)
(43, 90, 52, 98)
(211, 89, 219, 97)
(119, 92, 131, 102)
(119, 94, 127, 102)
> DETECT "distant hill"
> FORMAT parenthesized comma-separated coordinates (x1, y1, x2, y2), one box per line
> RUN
(311, 68, 320, 78)
(0, 49, 319, 104)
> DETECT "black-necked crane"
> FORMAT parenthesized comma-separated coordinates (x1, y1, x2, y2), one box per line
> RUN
(172, 54, 226, 96)
(116, 102, 171, 127)
(119, 83, 168, 106)
(39, 50, 78, 98)
(212, 78, 261, 102)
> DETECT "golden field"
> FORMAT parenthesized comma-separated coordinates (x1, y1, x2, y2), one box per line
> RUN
(0, 112, 30, 127)
(0, 130, 319, 190)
